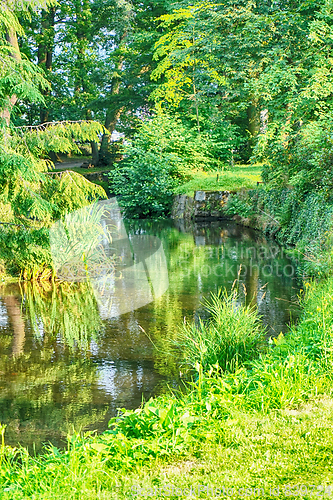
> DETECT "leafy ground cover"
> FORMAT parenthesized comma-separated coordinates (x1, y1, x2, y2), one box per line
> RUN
(1, 277, 333, 499)
(175, 165, 262, 197)
(2, 399, 333, 499)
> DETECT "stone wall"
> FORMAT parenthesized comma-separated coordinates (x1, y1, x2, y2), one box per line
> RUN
(171, 190, 282, 237)
(172, 190, 232, 221)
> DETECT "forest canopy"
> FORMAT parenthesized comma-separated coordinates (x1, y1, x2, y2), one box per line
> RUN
(1, 0, 333, 223)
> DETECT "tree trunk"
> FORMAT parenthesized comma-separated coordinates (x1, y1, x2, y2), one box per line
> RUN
(38, 7, 56, 123)
(74, 0, 91, 95)
(91, 141, 99, 166)
(247, 102, 260, 139)
(99, 32, 127, 160)
(100, 107, 124, 156)
(246, 101, 261, 158)
(0, 29, 21, 126)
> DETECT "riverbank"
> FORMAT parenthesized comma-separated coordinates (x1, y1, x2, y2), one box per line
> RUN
(1, 276, 333, 498)
(173, 186, 333, 280)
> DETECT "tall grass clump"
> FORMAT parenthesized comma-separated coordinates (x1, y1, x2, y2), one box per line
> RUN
(176, 289, 265, 373)
(230, 277, 333, 411)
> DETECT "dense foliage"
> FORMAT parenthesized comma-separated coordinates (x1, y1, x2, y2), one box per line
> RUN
(3, 2, 333, 495)
(2, 0, 333, 221)
(227, 187, 333, 277)
(106, 0, 333, 213)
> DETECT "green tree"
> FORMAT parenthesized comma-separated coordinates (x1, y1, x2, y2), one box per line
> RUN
(20, 0, 170, 166)
(150, 0, 333, 175)
(0, 0, 55, 125)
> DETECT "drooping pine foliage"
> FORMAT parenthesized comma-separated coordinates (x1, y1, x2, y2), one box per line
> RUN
(0, 120, 108, 276)
(0, 2, 110, 277)
(15, 121, 106, 157)
(0, 121, 107, 226)
(0, 2, 106, 224)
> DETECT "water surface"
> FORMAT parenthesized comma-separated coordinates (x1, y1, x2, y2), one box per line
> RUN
(0, 220, 300, 450)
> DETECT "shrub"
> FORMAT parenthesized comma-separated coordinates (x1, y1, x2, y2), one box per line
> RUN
(108, 113, 218, 218)
(257, 118, 333, 198)
(109, 149, 178, 218)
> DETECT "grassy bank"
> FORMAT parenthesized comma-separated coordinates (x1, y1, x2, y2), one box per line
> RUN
(1, 171, 333, 498)
(175, 165, 262, 197)
(1, 277, 333, 499)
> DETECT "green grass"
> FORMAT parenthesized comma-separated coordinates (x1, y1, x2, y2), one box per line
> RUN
(2, 401, 333, 499)
(1, 277, 333, 498)
(176, 165, 262, 197)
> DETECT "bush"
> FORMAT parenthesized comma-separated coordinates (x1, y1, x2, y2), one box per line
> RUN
(109, 149, 178, 218)
(108, 113, 219, 218)
(257, 118, 333, 198)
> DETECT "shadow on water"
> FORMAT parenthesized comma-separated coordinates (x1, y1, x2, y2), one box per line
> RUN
(0, 219, 301, 451)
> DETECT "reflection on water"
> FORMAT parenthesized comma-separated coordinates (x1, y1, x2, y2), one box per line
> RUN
(49, 198, 169, 317)
(0, 220, 300, 449)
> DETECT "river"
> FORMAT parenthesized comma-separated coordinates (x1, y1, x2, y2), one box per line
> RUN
(0, 218, 300, 450)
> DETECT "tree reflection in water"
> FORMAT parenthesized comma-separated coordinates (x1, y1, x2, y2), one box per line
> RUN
(0, 282, 107, 450)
